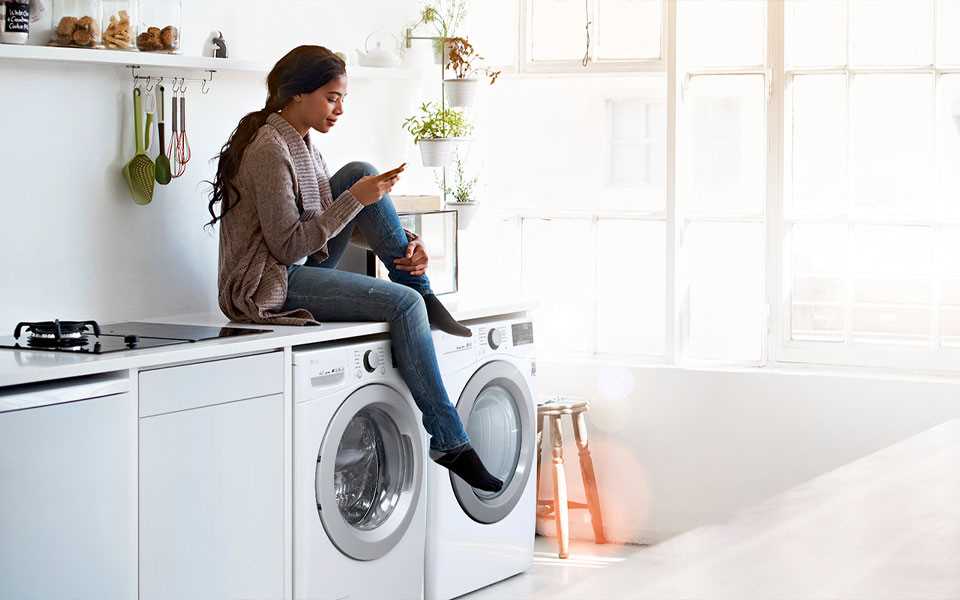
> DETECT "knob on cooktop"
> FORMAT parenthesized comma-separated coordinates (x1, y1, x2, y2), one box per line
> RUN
(363, 350, 381, 373)
(488, 328, 502, 350)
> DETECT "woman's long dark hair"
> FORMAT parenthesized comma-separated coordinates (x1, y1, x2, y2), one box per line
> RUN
(206, 45, 346, 228)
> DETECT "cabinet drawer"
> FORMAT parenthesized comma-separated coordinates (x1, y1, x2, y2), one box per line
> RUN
(139, 352, 283, 417)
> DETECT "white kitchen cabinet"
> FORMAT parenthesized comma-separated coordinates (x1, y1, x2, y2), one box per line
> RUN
(0, 375, 136, 600)
(139, 352, 285, 600)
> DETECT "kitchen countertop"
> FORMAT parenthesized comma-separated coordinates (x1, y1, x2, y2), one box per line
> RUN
(0, 295, 535, 389)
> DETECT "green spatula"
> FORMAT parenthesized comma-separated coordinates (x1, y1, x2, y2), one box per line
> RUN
(123, 87, 156, 205)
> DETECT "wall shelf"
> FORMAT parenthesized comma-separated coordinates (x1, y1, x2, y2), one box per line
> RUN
(0, 43, 418, 79)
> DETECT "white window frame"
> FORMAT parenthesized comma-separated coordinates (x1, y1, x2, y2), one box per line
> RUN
(506, 0, 960, 376)
(518, 0, 667, 74)
(774, 0, 960, 374)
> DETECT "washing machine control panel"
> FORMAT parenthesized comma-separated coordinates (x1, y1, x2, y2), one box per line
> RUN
(477, 320, 535, 358)
(353, 346, 388, 379)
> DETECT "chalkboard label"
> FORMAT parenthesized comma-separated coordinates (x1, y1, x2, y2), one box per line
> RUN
(3, 2, 30, 34)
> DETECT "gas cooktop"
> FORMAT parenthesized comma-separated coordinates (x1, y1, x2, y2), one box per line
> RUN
(0, 320, 272, 354)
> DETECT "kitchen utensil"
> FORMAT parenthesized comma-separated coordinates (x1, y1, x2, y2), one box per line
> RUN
(155, 84, 171, 184)
(172, 92, 191, 177)
(143, 90, 155, 153)
(357, 31, 403, 67)
(123, 87, 155, 205)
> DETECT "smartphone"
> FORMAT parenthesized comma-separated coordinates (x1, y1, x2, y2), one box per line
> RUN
(381, 163, 407, 178)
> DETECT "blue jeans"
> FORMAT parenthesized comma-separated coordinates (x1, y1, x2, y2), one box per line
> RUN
(283, 161, 469, 452)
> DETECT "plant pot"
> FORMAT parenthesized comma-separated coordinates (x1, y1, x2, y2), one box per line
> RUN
(418, 138, 467, 167)
(445, 201, 478, 229)
(443, 79, 481, 107)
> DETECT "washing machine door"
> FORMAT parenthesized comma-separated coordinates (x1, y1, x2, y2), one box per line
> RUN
(451, 360, 535, 524)
(315, 383, 423, 561)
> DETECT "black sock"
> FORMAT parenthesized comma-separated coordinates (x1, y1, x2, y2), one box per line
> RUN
(424, 294, 472, 337)
(433, 445, 504, 493)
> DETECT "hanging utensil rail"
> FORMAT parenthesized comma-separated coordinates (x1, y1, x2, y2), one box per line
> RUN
(127, 66, 214, 94)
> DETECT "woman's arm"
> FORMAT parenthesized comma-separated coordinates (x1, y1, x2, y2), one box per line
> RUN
(247, 141, 363, 265)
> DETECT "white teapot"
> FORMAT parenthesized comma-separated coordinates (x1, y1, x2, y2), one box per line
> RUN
(357, 32, 402, 68)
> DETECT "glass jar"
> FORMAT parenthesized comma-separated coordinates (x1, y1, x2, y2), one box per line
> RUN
(51, 0, 103, 47)
(136, 0, 179, 53)
(1, 1, 32, 45)
(101, 0, 134, 50)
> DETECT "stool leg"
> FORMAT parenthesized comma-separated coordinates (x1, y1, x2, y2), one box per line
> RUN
(573, 411, 607, 545)
(549, 414, 570, 559)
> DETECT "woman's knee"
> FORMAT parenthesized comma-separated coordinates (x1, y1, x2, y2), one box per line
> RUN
(395, 287, 426, 321)
(344, 161, 378, 177)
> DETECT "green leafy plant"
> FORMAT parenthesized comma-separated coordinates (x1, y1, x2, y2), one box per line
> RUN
(437, 155, 479, 203)
(402, 102, 473, 143)
(409, 0, 468, 56)
(444, 36, 501, 84)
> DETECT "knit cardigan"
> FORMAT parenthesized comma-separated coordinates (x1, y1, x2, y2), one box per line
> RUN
(217, 113, 364, 326)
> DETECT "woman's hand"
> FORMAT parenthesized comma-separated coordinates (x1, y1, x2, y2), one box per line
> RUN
(349, 164, 405, 206)
(394, 239, 428, 276)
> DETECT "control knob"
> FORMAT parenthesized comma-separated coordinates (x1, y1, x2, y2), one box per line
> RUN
(363, 350, 381, 373)
(487, 328, 502, 350)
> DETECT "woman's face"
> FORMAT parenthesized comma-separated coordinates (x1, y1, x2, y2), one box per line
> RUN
(300, 75, 347, 134)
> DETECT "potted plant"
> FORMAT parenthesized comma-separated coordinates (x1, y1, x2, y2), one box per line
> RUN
(437, 154, 481, 228)
(403, 101, 473, 167)
(443, 36, 501, 107)
(410, 0, 468, 64)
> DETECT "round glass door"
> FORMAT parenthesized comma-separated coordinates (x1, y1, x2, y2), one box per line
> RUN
(468, 385, 522, 501)
(451, 361, 534, 524)
(333, 406, 405, 530)
(315, 384, 423, 561)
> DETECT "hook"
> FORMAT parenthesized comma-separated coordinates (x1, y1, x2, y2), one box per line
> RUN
(145, 76, 156, 92)
(201, 78, 210, 95)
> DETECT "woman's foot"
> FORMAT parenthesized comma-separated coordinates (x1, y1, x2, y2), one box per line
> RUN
(424, 294, 472, 337)
(432, 444, 504, 492)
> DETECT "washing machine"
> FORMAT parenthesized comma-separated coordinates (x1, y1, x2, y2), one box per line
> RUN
(425, 315, 538, 600)
(293, 336, 426, 600)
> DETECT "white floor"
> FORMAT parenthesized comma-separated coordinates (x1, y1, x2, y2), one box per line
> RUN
(464, 420, 960, 600)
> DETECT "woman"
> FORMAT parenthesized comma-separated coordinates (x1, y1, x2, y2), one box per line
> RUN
(208, 45, 502, 492)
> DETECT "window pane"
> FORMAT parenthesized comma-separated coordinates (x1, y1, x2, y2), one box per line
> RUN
(678, 0, 766, 67)
(850, 0, 933, 65)
(851, 226, 934, 344)
(851, 75, 934, 219)
(484, 75, 667, 212)
(529, 0, 587, 61)
(938, 76, 960, 221)
(789, 224, 847, 342)
(683, 75, 766, 217)
(939, 0, 960, 65)
(785, 0, 845, 67)
(788, 74, 847, 217)
(608, 98, 667, 189)
(597, 220, 665, 356)
(596, 0, 662, 60)
(466, 0, 518, 68)
(521, 218, 595, 355)
(683, 222, 764, 362)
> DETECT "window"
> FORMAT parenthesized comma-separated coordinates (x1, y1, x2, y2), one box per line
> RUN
(677, 0, 768, 364)
(476, 0, 959, 373)
(781, 0, 960, 370)
(523, 0, 664, 72)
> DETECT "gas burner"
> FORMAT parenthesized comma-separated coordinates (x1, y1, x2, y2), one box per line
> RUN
(14, 320, 102, 345)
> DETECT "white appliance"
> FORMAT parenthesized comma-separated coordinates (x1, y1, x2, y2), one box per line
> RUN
(425, 316, 538, 600)
(293, 337, 427, 600)
(0, 374, 136, 600)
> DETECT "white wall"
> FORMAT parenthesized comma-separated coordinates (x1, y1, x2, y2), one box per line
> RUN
(0, 0, 444, 331)
(534, 361, 960, 544)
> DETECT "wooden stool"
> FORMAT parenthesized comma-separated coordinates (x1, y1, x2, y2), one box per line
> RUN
(536, 398, 606, 559)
